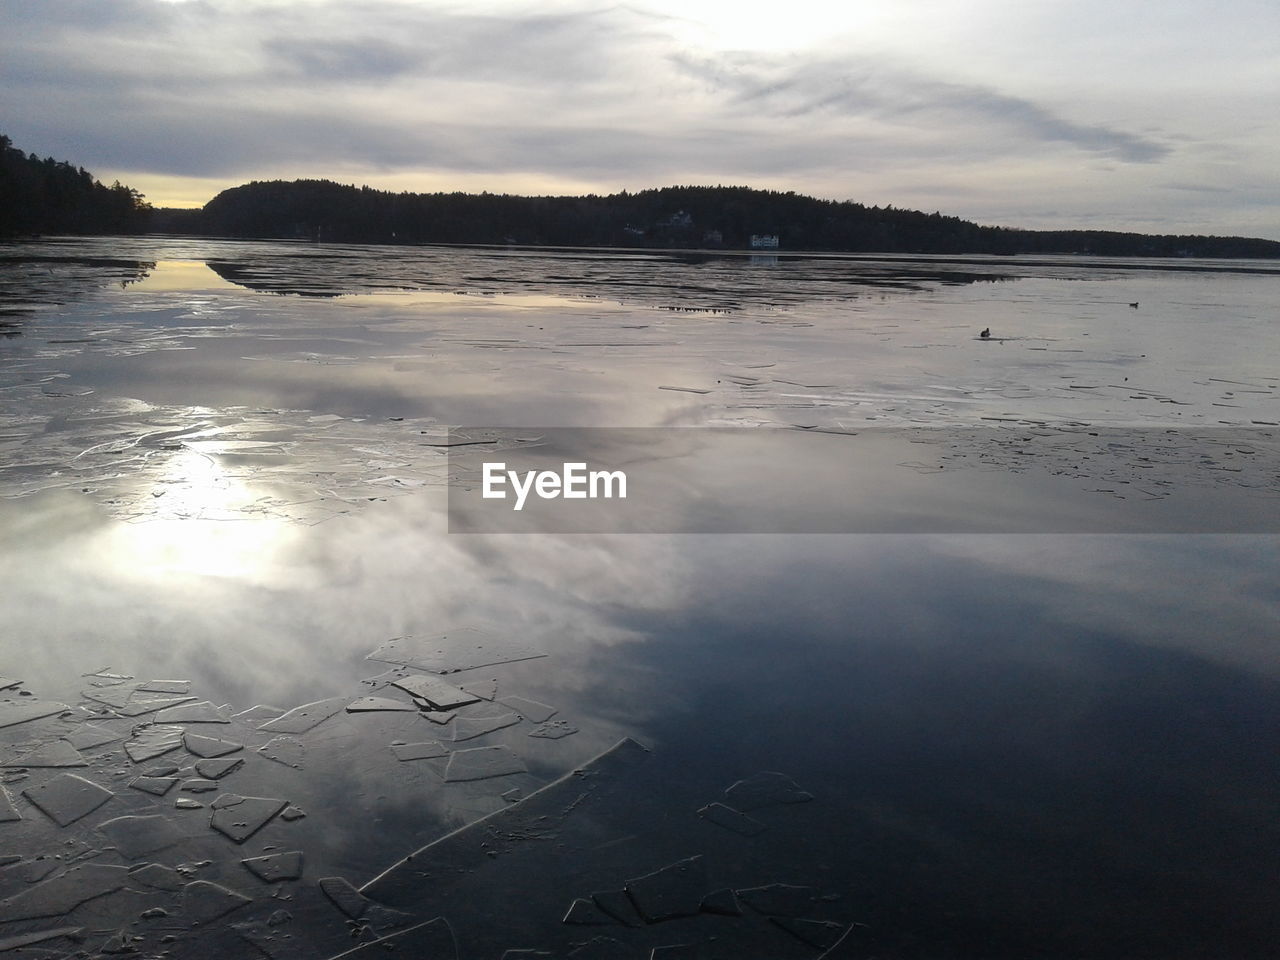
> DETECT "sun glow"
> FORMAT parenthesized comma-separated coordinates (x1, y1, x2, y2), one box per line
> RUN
(108, 448, 291, 581)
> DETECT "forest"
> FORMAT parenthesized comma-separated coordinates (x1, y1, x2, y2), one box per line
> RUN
(4, 132, 1278, 258)
(166, 178, 1280, 258)
(0, 134, 152, 236)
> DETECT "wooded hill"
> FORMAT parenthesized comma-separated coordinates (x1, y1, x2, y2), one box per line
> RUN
(154, 178, 1280, 258)
(3, 128, 1276, 258)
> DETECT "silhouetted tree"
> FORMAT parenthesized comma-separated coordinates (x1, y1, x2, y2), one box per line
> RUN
(0, 133, 152, 237)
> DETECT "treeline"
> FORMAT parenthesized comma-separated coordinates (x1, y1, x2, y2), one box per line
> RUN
(0, 134, 152, 237)
(158, 178, 1280, 258)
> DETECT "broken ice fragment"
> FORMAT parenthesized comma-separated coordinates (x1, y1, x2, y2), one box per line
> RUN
(182, 879, 252, 923)
(460, 677, 498, 701)
(143, 764, 180, 776)
(182, 778, 219, 792)
(82, 686, 197, 716)
(0, 862, 129, 920)
(500, 696, 557, 723)
(592, 889, 645, 927)
(697, 802, 766, 836)
(735, 883, 819, 917)
(320, 917, 457, 959)
(210, 794, 288, 843)
(699, 888, 741, 916)
(1, 740, 86, 768)
(175, 798, 204, 809)
(183, 732, 243, 758)
(23, 773, 114, 826)
(0, 927, 85, 953)
(242, 850, 303, 882)
(501, 787, 523, 803)
(723, 772, 813, 811)
(346, 696, 416, 712)
(97, 814, 187, 858)
(565, 936, 640, 958)
(528, 719, 578, 739)
(319, 876, 368, 918)
(0, 785, 20, 821)
(233, 704, 285, 724)
(391, 675, 480, 710)
(0, 698, 69, 728)
(129, 862, 185, 891)
(625, 856, 709, 923)
(258, 697, 348, 734)
(449, 712, 521, 742)
(257, 736, 304, 767)
(390, 740, 449, 761)
(280, 804, 305, 821)
(155, 700, 230, 723)
(138, 680, 192, 694)
(423, 710, 454, 724)
(65, 724, 122, 751)
(564, 897, 616, 925)
(771, 917, 847, 949)
(195, 757, 244, 779)
(125, 725, 185, 762)
(442, 745, 527, 781)
(0, 677, 19, 690)
(130, 775, 178, 796)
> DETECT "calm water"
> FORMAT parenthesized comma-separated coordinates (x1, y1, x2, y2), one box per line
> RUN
(1, 238, 1278, 958)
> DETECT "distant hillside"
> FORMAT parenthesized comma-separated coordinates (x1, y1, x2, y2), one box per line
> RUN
(161, 179, 1280, 258)
(0, 134, 151, 237)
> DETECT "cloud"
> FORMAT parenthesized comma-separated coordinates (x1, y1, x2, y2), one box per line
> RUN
(1, 0, 1174, 180)
(669, 50, 1171, 163)
(1, 0, 1276, 235)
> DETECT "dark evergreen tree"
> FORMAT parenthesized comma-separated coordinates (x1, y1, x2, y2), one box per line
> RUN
(0, 133, 152, 236)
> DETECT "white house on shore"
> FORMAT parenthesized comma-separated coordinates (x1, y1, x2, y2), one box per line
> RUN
(750, 234, 780, 249)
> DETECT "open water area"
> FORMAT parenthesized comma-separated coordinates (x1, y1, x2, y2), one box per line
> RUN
(1, 237, 1278, 958)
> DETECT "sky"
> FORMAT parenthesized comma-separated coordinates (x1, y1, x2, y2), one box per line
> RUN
(3, 0, 1278, 238)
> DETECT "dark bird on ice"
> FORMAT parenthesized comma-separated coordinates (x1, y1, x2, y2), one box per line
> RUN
(980, 328, 990, 339)
(1129, 302, 1139, 308)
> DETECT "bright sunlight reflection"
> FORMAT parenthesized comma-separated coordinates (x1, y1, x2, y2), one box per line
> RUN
(107, 447, 289, 580)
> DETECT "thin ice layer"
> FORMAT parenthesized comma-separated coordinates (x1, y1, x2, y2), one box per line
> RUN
(125, 725, 185, 762)
(1, 740, 86, 768)
(449, 713, 521, 742)
(23, 773, 114, 826)
(184, 732, 244, 758)
(258, 697, 349, 734)
(210, 794, 289, 843)
(442, 745, 527, 782)
(369, 629, 545, 673)
(242, 850, 303, 882)
(97, 814, 188, 858)
(0, 863, 130, 920)
(624, 855, 709, 923)
(0, 697, 69, 728)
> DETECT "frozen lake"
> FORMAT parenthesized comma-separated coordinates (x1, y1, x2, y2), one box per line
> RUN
(1, 238, 1278, 957)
